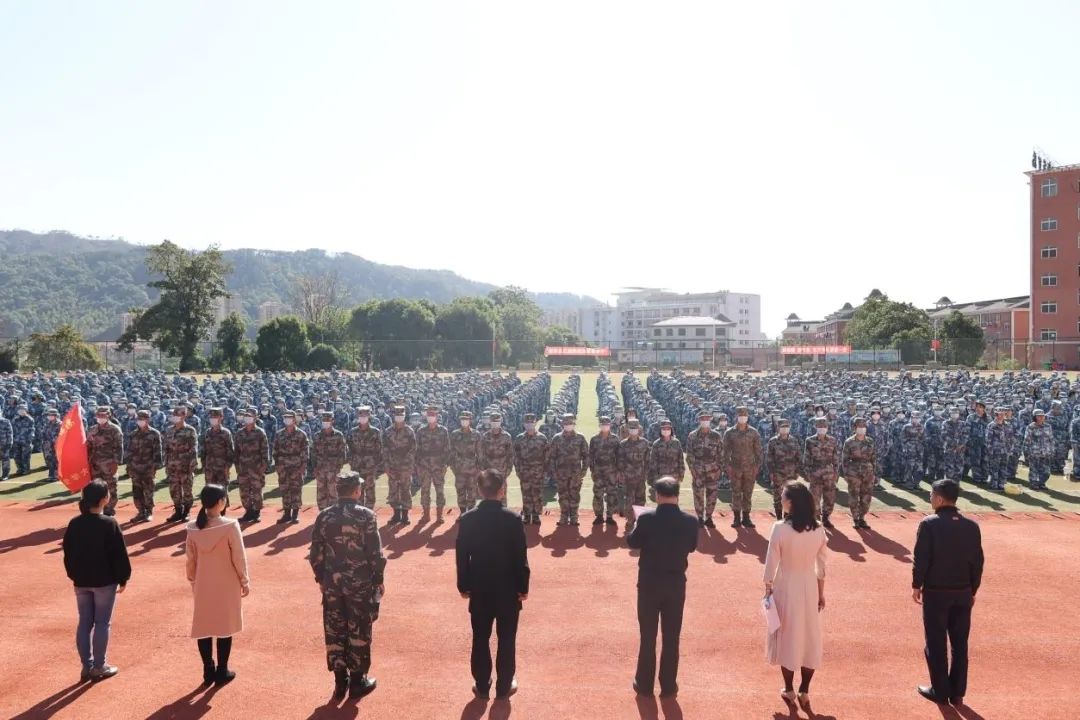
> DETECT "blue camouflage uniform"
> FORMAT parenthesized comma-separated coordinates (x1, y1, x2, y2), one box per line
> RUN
(0, 416, 12, 479)
(11, 407, 36, 475)
(985, 412, 1010, 491)
(922, 411, 945, 481)
(1023, 412, 1054, 489)
(898, 416, 925, 490)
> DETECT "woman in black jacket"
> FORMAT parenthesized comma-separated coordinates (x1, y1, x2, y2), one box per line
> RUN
(62, 480, 132, 683)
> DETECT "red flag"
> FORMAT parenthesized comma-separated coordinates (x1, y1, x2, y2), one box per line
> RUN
(57, 403, 92, 493)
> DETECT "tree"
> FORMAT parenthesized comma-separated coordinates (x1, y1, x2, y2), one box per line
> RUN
(348, 299, 436, 369)
(434, 297, 498, 368)
(287, 270, 345, 326)
(216, 312, 247, 372)
(116, 241, 232, 371)
(489, 286, 543, 364)
(0, 343, 18, 373)
(940, 311, 985, 366)
(845, 292, 932, 364)
(255, 316, 311, 370)
(306, 343, 342, 370)
(26, 325, 104, 370)
(541, 324, 596, 367)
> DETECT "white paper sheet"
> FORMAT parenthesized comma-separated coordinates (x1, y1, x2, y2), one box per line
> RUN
(632, 504, 649, 519)
(762, 596, 781, 635)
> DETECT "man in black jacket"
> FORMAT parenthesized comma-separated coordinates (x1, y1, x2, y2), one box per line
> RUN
(912, 479, 984, 706)
(456, 468, 530, 699)
(628, 475, 698, 698)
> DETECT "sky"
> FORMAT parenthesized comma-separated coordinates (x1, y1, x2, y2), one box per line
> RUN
(2, 0, 1078, 336)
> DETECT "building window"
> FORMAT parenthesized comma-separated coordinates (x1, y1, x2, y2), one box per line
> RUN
(1042, 246, 1058, 259)
(665, 328, 673, 336)
(677, 328, 686, 337)
(717, 329, 726, 337)
(1041, 301, 1058, 314)
(1041, 218, 1058, 231)
(678, 342, 686, 349)
(1042, 178, 1058, 197)
(695, 328, 706, 337)
(1041, 329, 1057, 341)
(653, 329, 661, 337)
(1042, 274, 1058, 287)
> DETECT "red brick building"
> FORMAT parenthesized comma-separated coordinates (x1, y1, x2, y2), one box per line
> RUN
(1028, 162, 1080, 368)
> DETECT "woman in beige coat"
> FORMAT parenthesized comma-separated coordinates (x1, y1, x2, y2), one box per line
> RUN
(186, 484, 250, 686)
(763, 481, 827, 716)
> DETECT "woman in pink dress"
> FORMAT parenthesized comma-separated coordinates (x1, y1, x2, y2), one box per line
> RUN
(763, 481, 827, 716)
(186, 484, 250, 686)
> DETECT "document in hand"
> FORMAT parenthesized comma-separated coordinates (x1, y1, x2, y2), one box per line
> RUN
(632, 505, 649, 519)
(762, 596, 781, 635)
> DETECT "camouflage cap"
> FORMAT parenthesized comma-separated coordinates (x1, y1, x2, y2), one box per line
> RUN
(523, 413, 536, 422)
(813, 417, 828, 427)
(96, 405, 111, 415)
(852, 416, 867, 427)
(47, 407, 59, 416)
(425, 404, 439, 413)
(778, 418, 791, 428)
(459, 410, 473, 419)
(626, 419, 641, 428)
(488, 411, 502, 421)
(734, 406, 749, 414)
(1033, 408, 1046, 417)
(137, 409, 150, 419)
(357, 405, 372, 414)
(392, 405, 406, 416)
(598, 415, 611, 424)
(697, 410, 712, 420)
(561, 413, 576, 424)
(320, 411, 334, 420)
(336, 470, 363, 493)
(208, 407, 223, 417)
(282, 410, 296, 418)
(660, 419, 672, 428)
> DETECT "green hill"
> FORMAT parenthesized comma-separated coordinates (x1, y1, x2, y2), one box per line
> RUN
(0, 230, 598, 338)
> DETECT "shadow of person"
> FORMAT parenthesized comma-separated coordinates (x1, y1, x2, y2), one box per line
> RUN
(427, 522, 458, 557)
(540, 525, 586, 557)
(0, 477, 51, 495)
(0, 526, 66, 555)
(10, 681, 93, 719)
(695, 529, 737, 565)
(953, 702, 988, 720)
(458, 697, 489, 720)
(383, 520, 434, 559)
(860, 527, 912, 563)
(635, 694, 659, 720)
(659, 696, 683, 720)
(241, 520, 291, 549)
(488, 698, 513, 720)
(142, 684, 222, 720)
(129, 527, 188, 558)
(583, 523, 623, 558)
(825, 527, 867, 562)
(303, 698, 359, 720)
(28, 498, 78, 512)
(732, 526, 769, 564)
(266, 523, 314, 556)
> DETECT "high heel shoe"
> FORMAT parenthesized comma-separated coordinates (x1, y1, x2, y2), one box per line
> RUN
(780, 689, 798, 713)
(797, 692, 813, 715)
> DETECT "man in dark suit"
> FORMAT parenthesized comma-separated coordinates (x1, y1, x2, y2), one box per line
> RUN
(456, 468, 530, 699)
(627, 475, 699, 698)
(912, 478, 984, 707)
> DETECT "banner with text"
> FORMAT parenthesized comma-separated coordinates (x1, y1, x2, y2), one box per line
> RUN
(781, 345, 851, 355)
(544, 346, 611, 357)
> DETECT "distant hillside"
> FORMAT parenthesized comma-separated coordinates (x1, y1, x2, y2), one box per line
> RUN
(0, 230, 600, 338)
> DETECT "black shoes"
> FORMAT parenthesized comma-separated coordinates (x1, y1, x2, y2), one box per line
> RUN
(333, 670, 349, 699)
(215, 667, 236, 686)
(202, 663, 215, 685)
(704, 517, 716, 529)
(349, 675, 377, 699)
(741, 514, 755, 529)
(399, 509, 411, 526)
(239, 509, 254, 522)
(698, 516, 706, 528)
(821, 515, 834, 529)
(659, 685, 678, 699)
(855, 518, 871, 530)
(730, 511, 742, 528)
(532, 515, 542, 525)
(472, 681, 490, 699)
(773, 504, 783, 519)
(289, 508, 300, 524)
(495, 678, 518, 699)
(277, 509, 292, 524)
(633, 679, 653, 696)
(593, 516, 605, 525)
(180, 503, 192, 521)
(917, 685, 949, 705)
(166, 505, 184, 523)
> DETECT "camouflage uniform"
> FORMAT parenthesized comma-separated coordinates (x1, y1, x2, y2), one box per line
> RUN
(201, 409, 235, 506)
(42, 412, 62, 481)
(478, 417, 514, 482)
(648, 423, 685, 505)
(233, 411, 270, 519)
(126, 411, 164, 519)
(382, 410, 417, 520)
(841, 423, 876, 527)
(723, 414, 762, 520)
(765, 425, 801, 518)
(415, 410, 451, 514)
(942, 413, 969, 481)
(309, 476, 386, 682)
(686, 416, 724, 522)
(87, 408, 124, 515)
(449, 413, 482, 515)
(0, 416, 11, 479)
(11, 408, 35, 475)
(313, 413, 349, 510)
(1049, 403, 1069, 474)
(348, 411, 383, 510)
(616, 422, 651, 527)
(588, 421, 620, 522)
(802, 421, 838, 523)
(1023, 413, 1054, 489)
(899, 418, 926, 490)
(164, 412, 199, 520)
(514, 415, 549, 523)
(547, 416, 589, 524)
(985, 412, 1010, 491)
(273, 414, 310, 519)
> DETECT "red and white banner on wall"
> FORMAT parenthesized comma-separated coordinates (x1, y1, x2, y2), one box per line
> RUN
(544, 346, 611, 357)
(781, 345, 851, 355)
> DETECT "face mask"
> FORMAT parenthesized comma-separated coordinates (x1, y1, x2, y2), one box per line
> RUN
(461, 420, 471, 428)
(525, 422, 536, 431)
(629, 429, 640, 437)
(137, 420, 147, 428)
(359, 415, 369, 425)
(779, 427, 790, 436)
(173, 415, 185, 424)
(737, 415, 748, 425)
(700, 421, 711, 430)
(718, 421, 728, 429)
(263, 410, 270, 416)
(933, 409, 942, 417)
(393, 416, 405, 424)
(427, 415, 437, 425)
(244, 416, 256, 425)
(564, 425, 575, 433)
(816, 428, 827, 436)
(128, 409, 136, 416)
(815, 411, 824, 418)
(210, 418, 220, 427)
(871, 413, 880, 421)
(950, 411, 960, 419)
(306, 411, 315, 419)
(661, 429, 671, 438)
(96, 417, 108, 425)
(490, 421, 501, 429)
(283, 418, 294, 427)
(600, 424, 611, 433)
(856, 427, 866, 436)
(322, 421, 332, 430)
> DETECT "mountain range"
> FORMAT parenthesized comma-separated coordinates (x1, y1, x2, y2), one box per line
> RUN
(0, 230, 599, 339)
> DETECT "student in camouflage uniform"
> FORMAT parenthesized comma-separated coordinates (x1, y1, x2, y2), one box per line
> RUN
(900, 411, 927, 491)
(1023, 409, 1054, 490)
(233, 408, 269, 523)
(450, 411, 482, 518)
(547, 413, 589, 526)
(127, 409, 164, 523)
(649, 419, 685, 507)
(273, 410, 310, 524)
(347, 406, 382, 510)
(87, 406, 124, 517)
(11, 404, 36, 476)
(588, 415, 620, 526)
(985, 407, 1010, 492)
(765, 418, 801, 521)
(802, 416, 838, 529)
(201, 408, 235, 507)
(942, 407, 969, 481)
(514, 412, 548, 525)
(313, 411, 349, 510)
(382, 406, 417, 526)
(415, 405, 451, 521)
(723, 406, 762, 529)
(309, 471, 385, 701)
(165, 406, 199, 522)
(42, 408, 62, 482)
(1048, 400, 1069, 475)
(841, 417, 876, 529)
(686, 410, 723, 527)
(0, 413, 12, 480)
(478, 410, 514, 486)
(616, 419, 651, 530)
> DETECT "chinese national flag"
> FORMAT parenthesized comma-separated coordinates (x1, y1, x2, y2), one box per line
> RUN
(57, 403, 92, 493)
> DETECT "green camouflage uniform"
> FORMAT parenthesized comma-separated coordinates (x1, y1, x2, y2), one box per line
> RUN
(449, 427, 481, 513)
(313, 426, 349, 510)
(588, 431, 620, 519)
(686, 427, 724, 518)
(514, 431, 549, 519)
(273, 426, 310, 512)
(415, 423, 451, 511)
(347, 424, 383, 509)
(842, 434, 876, 523)
(234, 423, 269, 514)
(548, 430, 589, 522)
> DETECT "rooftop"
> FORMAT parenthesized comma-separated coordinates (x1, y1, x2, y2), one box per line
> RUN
(651, 315, 736, 327)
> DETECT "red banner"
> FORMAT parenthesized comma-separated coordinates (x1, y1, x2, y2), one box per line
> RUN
(781, 345, 851, 355)
(56, 404, 92, 493)
(544, 346, 610, 357)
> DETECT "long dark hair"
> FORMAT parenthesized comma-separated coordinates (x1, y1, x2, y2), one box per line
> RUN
(783, 481, 819, 532)
(196, 484, 228, 529)
(79, 480, 109, 514)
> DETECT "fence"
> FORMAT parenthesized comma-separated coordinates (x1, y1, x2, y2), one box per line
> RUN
(0, 335, 1073, 373)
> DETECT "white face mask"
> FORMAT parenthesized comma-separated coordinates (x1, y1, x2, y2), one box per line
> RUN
(128, 409, 136, 416)
(564, 425, 575, 433)
(737, 415, 748, 425)
(393, 416, 405, 424)
(718, 421, 728, 429)
(137, 420, 147, 428)
(950, 412, 960, 419)
(700, 421, 711, 430)
(856, 427, 867, 436)
(600, 424, 611, 433)
(283, 417, 294, 427)
(815, 411, 824, 418)
(779, 427, 790, 436)
(427, 415, 437, 425)
(244, 416, 256, 425)
(525, 422, 536, 431)
(816, 427, 827, 436)
(629, 428, 640, 437)
(173, 415, 185, 424)
(322, 421, 332, 430)
(96, 417, 108, 425)
(461, 420, 471, 428)
(210, 418, 220, 427)
(359, 415, 369, 425)
(490, 421, 501, 429)
(871, 413, 880, 421)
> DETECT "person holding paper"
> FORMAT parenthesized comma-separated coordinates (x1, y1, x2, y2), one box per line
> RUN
(763, 481, 827, 716)
(628, 476, 698, 698)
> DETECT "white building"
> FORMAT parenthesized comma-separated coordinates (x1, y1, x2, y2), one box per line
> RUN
(613, 288, 763, 347)
(615, 315, 737, 365)
(257, 300, 290, 326)
(540, 308, 581, 335)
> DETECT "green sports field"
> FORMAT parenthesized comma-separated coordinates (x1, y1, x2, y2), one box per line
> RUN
(4, 373, 1080, 515)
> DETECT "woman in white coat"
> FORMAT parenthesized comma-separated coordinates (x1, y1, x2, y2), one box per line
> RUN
(763, 481, 827, 715)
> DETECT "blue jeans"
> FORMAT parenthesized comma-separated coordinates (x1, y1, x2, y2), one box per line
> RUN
(75, 585, 118, 670)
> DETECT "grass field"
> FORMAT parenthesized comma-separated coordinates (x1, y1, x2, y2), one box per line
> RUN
(4, 372, 1080, 516)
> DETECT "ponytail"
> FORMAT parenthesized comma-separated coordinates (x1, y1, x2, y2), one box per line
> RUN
(196, 506, 210, 529)
(79, 480, 109, 514)
(195, 483, 227, 529)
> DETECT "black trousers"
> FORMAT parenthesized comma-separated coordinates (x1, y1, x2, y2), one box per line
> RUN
(635, 577, 686, 694)
(470, 601, 520, 694)
(922, 589, 973, 699)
